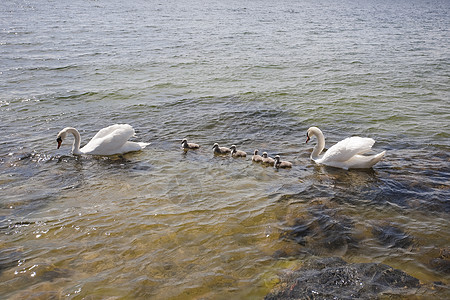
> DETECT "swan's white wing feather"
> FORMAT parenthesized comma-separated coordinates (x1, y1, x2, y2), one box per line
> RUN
(321, 136, 375, 163)
(116, 141, 149, 154)
(90, 124, 134, 141)
(81, 124, 136, 155)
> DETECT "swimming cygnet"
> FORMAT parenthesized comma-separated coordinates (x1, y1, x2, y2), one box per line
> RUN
(252, 149, 263, 162)
(212, 143, 231, 155)
(274, 155, 292, 169)
(230, 145, 247, 157)
(261, 152, 275, 166)
(181, 138, 200, 150)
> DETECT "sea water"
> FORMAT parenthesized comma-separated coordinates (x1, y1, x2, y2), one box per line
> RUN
(1, 0, 449, 298)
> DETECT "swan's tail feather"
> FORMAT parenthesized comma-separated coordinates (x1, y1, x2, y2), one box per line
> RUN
(138, 142, 150, 149)
(370, 151, 386, 166)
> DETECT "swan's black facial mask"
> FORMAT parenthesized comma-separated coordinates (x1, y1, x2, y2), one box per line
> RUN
(57, 137, 62, 149)
(306, 133, 310, 144)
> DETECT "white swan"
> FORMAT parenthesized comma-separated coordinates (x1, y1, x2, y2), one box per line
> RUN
(306, 127, 385, 170)
(56, 124, 149, 155)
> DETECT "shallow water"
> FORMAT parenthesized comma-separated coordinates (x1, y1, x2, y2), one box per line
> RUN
(1, 0, 449, 298)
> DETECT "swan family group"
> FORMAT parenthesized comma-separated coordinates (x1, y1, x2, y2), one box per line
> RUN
(56, 124, 386, 170)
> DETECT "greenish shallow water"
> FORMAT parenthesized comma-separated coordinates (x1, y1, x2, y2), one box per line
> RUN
(1, 0, 449, 298)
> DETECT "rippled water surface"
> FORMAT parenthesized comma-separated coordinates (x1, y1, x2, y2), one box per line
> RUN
(1, 0, 449, 298)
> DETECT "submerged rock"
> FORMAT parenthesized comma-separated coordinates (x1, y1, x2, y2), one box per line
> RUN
(429, 247, 450, 275)
(265, 257, 421, 300)
(371, 223, 413, 249)
(0, 247, 22, 274)
(278, 201, 358, 257)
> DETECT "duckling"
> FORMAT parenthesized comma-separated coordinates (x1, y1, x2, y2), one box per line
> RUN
(252, 149, 263, 163)
(230, 145, 247, 157)
(212, 143, 231, 155)
(261, 152, 275, 166)
(274, 155, 292, 168)
(181, 138, 200, 150)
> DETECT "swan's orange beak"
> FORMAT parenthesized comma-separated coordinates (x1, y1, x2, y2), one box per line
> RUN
(57, 137, 62, 149)
(306, 134, 310, 144)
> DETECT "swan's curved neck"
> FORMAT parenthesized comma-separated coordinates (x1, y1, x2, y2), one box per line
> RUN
(65, 128, 82, 155)
(310, 129, 325, 160)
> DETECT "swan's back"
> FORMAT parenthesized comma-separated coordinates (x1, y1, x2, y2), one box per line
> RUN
(90, 124, 134, 141)
(82, 124, 144, 155)
(321, 136, 375, 163)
